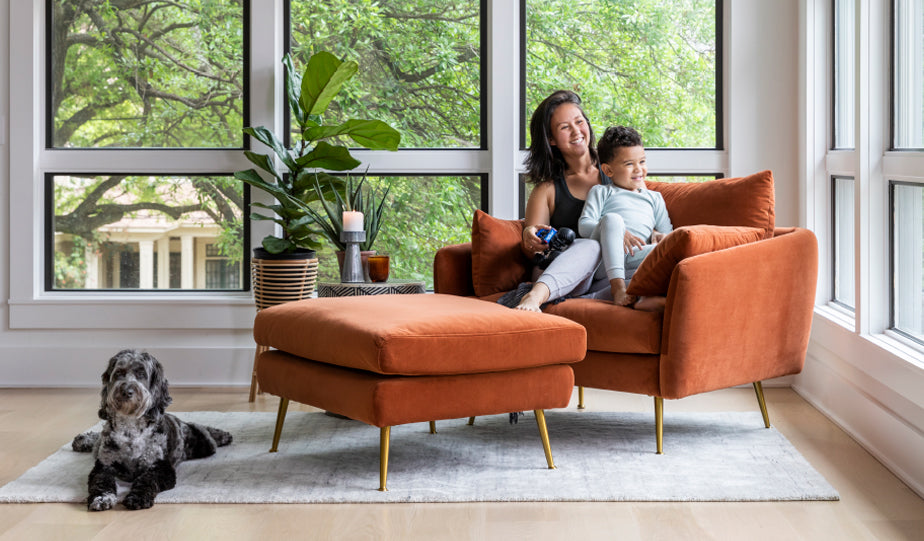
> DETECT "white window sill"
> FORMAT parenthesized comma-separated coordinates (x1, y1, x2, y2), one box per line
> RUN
(8, 293, 258, 330)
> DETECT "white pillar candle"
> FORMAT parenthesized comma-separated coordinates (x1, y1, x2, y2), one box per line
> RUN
(342, 211, 364, 231)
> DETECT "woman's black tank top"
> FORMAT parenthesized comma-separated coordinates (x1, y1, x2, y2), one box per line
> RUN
(548, 170, 611, 235)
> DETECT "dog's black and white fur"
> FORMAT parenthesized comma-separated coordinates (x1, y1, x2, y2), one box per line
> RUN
(71, 349, 232, 511)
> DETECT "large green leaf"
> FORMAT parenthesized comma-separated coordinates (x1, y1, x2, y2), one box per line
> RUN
(295, 141, 361, 171)
(244, 127, 295, 171)
(282, 54, 306, 128)
(243, 151, 281, 181)
(304, 119, 401, 151)
(262, 236, 295, 254)
(300, 51, 358, 116)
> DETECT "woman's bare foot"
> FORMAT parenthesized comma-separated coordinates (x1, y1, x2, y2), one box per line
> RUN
(634, 296, 667, 312)
(516, 283, 550, 312)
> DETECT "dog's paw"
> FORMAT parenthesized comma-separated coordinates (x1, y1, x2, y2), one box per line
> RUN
(88, 493, 117, 511)
(122, 490, 156, 510)
(209, 427, 233, 447)
(72, 431, 99, 453)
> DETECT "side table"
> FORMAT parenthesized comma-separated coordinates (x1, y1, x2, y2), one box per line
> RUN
(318, 279, 426, 297)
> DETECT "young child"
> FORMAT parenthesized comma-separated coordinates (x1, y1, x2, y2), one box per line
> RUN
(578, 126, 672, 307)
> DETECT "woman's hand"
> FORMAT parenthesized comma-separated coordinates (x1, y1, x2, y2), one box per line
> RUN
(523, 224, 551, 254)
(624, 231, 645, 255)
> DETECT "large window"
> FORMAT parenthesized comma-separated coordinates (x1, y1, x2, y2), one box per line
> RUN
(287, 1, 484, 149)
(48, 174, 245, 290)
(523, 0, 720, 148)
(833, 0, 855, 149)
(832, 176, 855, 309)
(893, 0, 924, 149)
(44, 0, 249, 293)
(892, 182, 924, 342)
(48, 0, 246, 149)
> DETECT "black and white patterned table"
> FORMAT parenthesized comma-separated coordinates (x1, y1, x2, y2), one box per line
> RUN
(317, 279, 426, 297)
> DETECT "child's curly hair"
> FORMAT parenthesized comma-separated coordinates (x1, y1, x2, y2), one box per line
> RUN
(597, 126, 643, 165)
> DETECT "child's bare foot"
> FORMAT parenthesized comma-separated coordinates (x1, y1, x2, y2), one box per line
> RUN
(634, 296, 667, 312)
(609, 278, 636, 306)
(516, 283, 550, 312)
(612, 290, 638, 306)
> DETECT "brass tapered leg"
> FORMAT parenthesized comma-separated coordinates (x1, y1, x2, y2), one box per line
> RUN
(249, 344, 269, 402)
(654, 396, 663, 455)
(753, 381, 771, 428)
(534, 409, 556, 469)
(467, 416, 475, 426)
(578, 386, 586, 409)
(379, 426, 391, 492)
(269, 397, 289, 452)
(429, 421, 437, 434)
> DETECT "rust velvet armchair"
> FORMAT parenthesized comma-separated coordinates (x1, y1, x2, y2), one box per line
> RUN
(433, 170, 818, 453)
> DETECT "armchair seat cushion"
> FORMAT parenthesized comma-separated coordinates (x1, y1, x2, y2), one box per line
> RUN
(544, 299, 662, 354)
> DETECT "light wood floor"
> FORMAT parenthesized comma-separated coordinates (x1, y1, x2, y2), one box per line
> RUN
(0, 386, 921, 541)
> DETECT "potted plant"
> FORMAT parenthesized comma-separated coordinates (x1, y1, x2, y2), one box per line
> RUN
(235, 51, 400, 307)
(309, 172, 390, 251)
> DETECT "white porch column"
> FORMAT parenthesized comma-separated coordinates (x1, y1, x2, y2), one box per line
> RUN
(181, 235, 194, 289)
(84, 243, 99, 289)
(157, 238, 171, 289)
(138, 240, 154, 289)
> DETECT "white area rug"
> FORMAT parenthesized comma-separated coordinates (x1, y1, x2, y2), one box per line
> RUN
(0, 410, 838, 503)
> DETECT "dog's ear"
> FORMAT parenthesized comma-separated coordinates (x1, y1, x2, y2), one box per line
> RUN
(145, 352, 172, 417)
(97, 352, 122, 421)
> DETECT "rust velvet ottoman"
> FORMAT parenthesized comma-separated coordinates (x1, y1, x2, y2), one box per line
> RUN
(253, 293, 587, 491)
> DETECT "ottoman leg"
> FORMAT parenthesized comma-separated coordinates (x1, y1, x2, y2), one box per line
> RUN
(429, 421, 437, 434)
(533, 409, 556, 470)
(249, 344, 268, 402)
(577, 386, 586, 409)
(467, 416, 476, 426)
(379, 426, 391, 492)
(269, 397, 289, 453)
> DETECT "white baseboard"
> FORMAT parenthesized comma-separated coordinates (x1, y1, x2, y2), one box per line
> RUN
(0, 344, 255, 387)
(793, 348, 924, 500)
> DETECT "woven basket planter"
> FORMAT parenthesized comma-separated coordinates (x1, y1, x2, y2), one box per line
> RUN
(251, 250, 319, 311)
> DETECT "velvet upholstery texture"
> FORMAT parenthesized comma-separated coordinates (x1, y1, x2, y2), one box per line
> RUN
(471, 210, 530, 296)
(626, 225, 766, 297)
(647, 170, 776, 238)
(257, 350, 575, 428)
(254, 293, 586, 376)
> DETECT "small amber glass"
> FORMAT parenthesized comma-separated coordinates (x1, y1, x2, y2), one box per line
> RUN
(367, 254, 390, 282)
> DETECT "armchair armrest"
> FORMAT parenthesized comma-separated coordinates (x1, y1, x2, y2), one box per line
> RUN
(434, 243, 475, 296)
(659, 228, 818, 399)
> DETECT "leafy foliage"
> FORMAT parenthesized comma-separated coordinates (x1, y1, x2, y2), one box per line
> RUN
(237, 52, 401, 254)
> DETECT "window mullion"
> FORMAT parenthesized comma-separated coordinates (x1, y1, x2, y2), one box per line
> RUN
(853, 0, 889, 335)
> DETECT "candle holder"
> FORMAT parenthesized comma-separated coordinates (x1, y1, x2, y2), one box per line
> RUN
(340, 230, 366, 283)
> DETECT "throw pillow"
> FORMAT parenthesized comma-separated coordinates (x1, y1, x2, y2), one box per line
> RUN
(471, 210, 530, 297)
(647, 170, 776, 239)
(626, 225, 765, 297)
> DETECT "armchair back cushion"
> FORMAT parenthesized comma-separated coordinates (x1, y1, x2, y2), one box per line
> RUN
(647, 170, 776, 239)
(626, 225, 765, 297)
(471, 209, 529, 296)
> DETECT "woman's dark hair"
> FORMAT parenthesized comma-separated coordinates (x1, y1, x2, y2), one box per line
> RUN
(524, 90, 598, 184)
(596, 126, 643, 165)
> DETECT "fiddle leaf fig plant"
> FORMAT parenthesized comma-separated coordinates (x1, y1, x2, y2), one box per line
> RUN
(234, 51, 400, 255)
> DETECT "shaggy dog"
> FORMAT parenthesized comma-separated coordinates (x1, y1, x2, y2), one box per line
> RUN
(72, 349, 232, 511)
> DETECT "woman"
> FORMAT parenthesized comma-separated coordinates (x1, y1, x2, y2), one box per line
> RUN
(506, 90, 613, 312)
